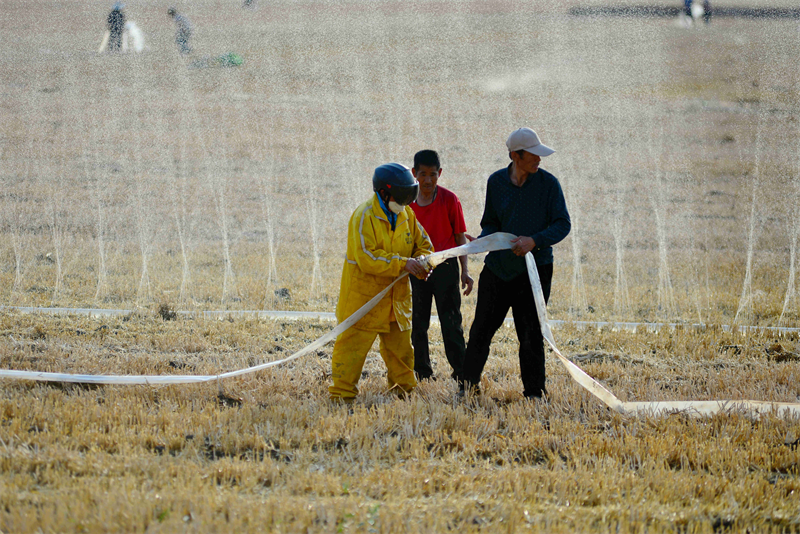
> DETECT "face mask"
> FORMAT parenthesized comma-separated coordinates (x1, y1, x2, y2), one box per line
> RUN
(387, 201, 404, 215)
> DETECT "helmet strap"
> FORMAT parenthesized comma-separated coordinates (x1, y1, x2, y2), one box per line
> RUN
(377, 189, 392, 205)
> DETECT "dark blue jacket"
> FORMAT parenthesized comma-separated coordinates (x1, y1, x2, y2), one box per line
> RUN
(479, 165, 571, 281)
(107, 8, 125, 36)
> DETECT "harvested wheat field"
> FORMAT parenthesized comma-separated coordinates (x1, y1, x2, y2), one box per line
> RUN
(2, 0, 800, 531)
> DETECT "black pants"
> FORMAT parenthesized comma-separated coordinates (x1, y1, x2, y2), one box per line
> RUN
(410, 257, 466, 380)
(462, 263, 553, 397)
(109, 30, 122, 51)
(176, 30, 192, 54)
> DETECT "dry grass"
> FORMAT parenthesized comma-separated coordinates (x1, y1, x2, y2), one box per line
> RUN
(1, 312, 799, 532)
(2, 0, 800, 531)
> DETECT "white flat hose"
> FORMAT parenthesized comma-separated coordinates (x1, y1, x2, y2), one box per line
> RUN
(1, 232, 799, 417)
(523, 253, 800, 417)
(0, 234, 510, 386)
(98, 30, 110, 53)
(0, 271, 410, 385)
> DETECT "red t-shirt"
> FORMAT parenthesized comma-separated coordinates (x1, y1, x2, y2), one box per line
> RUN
(410, 185, 467, 252)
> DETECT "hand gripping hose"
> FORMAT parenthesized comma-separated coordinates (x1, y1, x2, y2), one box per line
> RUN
(1, 232, 799, 417)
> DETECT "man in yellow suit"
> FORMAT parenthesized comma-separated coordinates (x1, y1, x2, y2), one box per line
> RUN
(329, 163, 434, 401)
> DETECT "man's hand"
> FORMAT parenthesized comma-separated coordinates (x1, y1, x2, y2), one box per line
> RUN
(415, 256, 432, 272)
(511, 236, 535, 256)
(404, 258, 429, 280)
(461, 271, 474, 296)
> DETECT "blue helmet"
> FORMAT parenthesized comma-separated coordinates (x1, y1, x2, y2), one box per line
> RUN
(372, 163, 419, 206)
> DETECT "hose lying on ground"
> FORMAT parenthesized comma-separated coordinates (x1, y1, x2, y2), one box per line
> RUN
(1, 232, 798, 417)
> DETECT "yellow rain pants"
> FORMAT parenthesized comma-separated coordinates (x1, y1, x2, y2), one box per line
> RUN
(329, 321, 415, 399)
(329, 194, 433, 400)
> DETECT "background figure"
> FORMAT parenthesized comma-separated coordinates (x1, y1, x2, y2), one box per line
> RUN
(681, 0, 709, 26)
(168, 7, 193, 55)
(106, 2, 126, 52)
(408, 150, 473, 382)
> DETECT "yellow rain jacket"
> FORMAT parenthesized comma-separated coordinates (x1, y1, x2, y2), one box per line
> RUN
(336, 194, 433, 333)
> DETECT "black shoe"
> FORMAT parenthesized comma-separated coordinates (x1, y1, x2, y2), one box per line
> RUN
(523, 387, 548, 401)
(457, 381, 480, 399)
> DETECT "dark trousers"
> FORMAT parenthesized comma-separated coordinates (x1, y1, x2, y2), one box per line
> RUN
(463, 263, 553, 397)
(109, 30, 122, 51)
(176, 33, 191, 54)
(410, 257, 466, 380)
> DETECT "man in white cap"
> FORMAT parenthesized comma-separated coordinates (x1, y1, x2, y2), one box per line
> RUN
(460, 127, 571, 400)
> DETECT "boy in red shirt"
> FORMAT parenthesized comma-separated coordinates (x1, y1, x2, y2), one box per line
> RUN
(409, 150, 473, 381)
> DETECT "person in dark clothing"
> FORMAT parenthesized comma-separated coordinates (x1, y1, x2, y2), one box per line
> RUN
(461, 128, 571, 400)
(682, 0, 711, 25)
(107, 3, 126, 52)
(168, 7, 193, 55)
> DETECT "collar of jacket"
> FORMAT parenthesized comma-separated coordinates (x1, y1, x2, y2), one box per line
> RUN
(371, 193, 409, 228)
(505, 162, 543, 188)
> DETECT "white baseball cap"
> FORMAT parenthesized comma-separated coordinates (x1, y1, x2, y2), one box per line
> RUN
(506, 128, 555, 157)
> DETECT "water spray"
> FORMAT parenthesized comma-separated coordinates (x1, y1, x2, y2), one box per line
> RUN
(171, 137, 192, 307)
(648, 128, 676, 320)
(734, 123, 763, 326)
(778, 114, 800, 324)
(306, 177, 321, 295)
